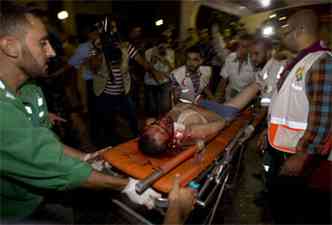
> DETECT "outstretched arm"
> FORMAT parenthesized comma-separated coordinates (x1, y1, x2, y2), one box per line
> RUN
(81, 170, 128, 191)
(223, 82, 260, 110)
(183, 119, 226, 145)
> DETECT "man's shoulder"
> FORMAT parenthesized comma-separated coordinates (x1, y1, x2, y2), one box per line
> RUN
(171, 65, 186, 75)
(0, 98, 28, 126)
(225, 52, 237, 61)
(199, 65, 212, 75)
(264, 57, 287, 72)
(20, 82, 42, 93)
(145, 48, 154, 59)
(318, 50, 332, 60)
(309, 51, 332, 73)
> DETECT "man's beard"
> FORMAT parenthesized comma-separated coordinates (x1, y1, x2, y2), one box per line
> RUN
(20, 43, 47, 79)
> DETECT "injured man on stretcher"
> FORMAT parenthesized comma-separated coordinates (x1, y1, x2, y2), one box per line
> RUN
(139, 82, 260, 156)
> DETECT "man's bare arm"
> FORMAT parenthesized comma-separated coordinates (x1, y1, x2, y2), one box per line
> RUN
(81, 170, 128, 191)
(63, 145, 129, 190)
(184, 119, 226, 144)
(224, 83, 259, 110)
(63, 145, 86, 161)
(215, 78, 227, 103)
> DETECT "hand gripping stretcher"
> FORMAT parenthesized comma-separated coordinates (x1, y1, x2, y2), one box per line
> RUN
(100, 107, 267, 225)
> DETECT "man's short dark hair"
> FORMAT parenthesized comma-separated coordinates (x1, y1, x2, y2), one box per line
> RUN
(186, 45, 202, 57)
(138, 132, 168, 156)
(0, 1, 31, 38)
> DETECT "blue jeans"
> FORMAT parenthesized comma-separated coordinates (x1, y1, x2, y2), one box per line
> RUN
(198, 99, 239, 121)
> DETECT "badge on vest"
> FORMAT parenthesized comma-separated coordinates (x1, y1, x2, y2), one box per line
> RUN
(295, 67, 305, 82)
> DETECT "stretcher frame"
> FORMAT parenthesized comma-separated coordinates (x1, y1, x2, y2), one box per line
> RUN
(102, 107, 266, 225)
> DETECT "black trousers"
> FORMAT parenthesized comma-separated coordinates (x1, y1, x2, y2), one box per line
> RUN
(267, 145, 331, 224)
(95, 93, 139, 148)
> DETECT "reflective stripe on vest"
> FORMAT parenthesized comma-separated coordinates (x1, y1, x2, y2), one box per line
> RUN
(268, 50, 331, 153)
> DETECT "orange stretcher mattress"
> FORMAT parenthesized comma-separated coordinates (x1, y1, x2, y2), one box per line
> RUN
(102, 108, 266, 193)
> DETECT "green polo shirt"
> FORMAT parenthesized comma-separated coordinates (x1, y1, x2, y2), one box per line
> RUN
(0, 80, 92, 220)
(18, 82, 52, 128)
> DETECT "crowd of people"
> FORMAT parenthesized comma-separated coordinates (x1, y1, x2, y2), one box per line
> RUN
(0, 1, 331, 224)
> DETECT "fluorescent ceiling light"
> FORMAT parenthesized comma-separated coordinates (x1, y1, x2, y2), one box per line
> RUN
(260, 0, 271, 8)
(279, 16, 287, 21)
(262, 26, 274, 37)
(281, 24, 289, 29)
(269, 14, 277, 19)
(155, 19, 163, 26)
(57, 10, 69, 20)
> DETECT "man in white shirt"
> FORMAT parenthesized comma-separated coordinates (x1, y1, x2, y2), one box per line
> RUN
(251, 38, 288, 106)
(170, 46, 214, 104)
(218, 34, 255, 101)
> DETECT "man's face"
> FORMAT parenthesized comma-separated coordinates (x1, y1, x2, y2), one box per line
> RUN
(237, 39, 251, 60)
(143, 117, 171, 148)
(186, 52, 202, 73)
(281, 20, 298, 52)
(19, 15, 55, 78)
(111, 20, 118, 33)
(158, 43, 167, 56)
(129, 27, 142, 40)
(250, 44, 268, 69)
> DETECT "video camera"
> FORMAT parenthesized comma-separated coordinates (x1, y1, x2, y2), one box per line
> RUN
(95, 16, 122, 64)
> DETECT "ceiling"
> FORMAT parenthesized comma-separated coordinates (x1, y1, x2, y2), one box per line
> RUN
(201, 0, 332, 16)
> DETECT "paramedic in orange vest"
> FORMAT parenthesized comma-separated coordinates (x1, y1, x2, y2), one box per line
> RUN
(266, 9, 332, 224)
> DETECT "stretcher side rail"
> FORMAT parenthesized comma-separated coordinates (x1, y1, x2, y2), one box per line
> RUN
(154, 120, 253, 210)
(99, 108, 266, 225)
(196, 121, 251, 207)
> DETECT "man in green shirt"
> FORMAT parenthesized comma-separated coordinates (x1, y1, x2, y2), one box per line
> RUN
(0, 2, 161, 223)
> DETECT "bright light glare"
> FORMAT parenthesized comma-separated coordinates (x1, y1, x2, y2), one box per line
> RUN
(279, 16, 287, 21)
(269, 14, 277, 19)
(281, 24, 289, 29)
(57, 10, 69, 20)
(262, 26, 274, 37)
(155, 19, 163, 26)
(260, 0, 271, 8)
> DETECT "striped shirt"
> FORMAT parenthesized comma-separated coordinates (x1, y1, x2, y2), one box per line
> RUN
(103, 44, 138, 95)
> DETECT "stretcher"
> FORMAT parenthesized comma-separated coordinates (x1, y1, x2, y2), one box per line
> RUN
(101, 107, 267, 225)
